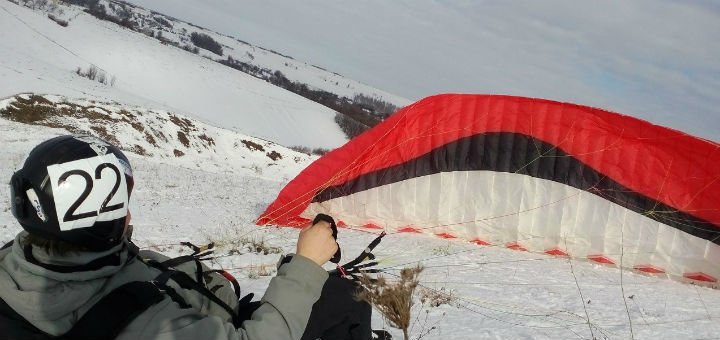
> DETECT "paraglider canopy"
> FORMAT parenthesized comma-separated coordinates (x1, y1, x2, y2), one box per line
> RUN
(258, 94, 720, 283)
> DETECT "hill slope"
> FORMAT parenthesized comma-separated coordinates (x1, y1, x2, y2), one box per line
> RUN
(1, 115, 720, 339)
(0, 0, 347, 149)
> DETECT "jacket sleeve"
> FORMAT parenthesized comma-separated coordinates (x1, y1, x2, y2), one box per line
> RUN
(118, 254, 328, 340)
(242, 254, 328, 339)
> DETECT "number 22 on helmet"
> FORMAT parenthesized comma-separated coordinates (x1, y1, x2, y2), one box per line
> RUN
(9, 135, 134, 251)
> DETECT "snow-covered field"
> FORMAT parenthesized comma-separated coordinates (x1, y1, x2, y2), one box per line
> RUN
(2, 114, 720, 339)
(0, 0, 347, 149)
(122, 0, 720, 144)
(2, 0, 719, 338)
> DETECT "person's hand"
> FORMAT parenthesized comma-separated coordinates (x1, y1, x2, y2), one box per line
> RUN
(296, 219, 339, 266)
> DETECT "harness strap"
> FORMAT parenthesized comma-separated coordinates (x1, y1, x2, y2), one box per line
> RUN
(152, 271, 192, 309)
(0, 281, 165, 340)
(161, 255, 207, 284)
(329, 232, 386, 280)
(64, 281, 165, 339)
(160, 242, 215, 284)
(342, 232, 386, 270)
(1, 240, 13, 251)
(147, 259, 242, 327)
(205, 269, 242, 298)
(180, 241, 215, 255)
(0, 295, 47, 339)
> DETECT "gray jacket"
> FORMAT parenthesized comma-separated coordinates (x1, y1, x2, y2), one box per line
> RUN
(0, 232, 328, 340)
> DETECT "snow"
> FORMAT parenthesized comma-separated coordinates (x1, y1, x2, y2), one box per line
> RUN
(1, 1, 720, 339)
(121, 0, 720, 143)
(2, 109, 720, 339)
(0, 1, 347, 149)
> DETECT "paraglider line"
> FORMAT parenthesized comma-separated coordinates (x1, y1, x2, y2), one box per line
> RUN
(564, 238, 596, 340)
(381, 271, 597, 339)
(619, 218, 636, 339)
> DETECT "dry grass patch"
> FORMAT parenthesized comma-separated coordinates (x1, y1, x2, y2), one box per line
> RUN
(266, 150, 282, 161)
(356, 265, 424, 340)
(198, 133, 216, 147)
(0, 94, 218, 158)
(130, 145, 148, 156)
(1, 95, 55, 123)
(418, 286, 454, 307)
(170, 114, 194, 132)
(247, 264, 274, 279)
(240, 139, 265, 152)
(177, 131, 190, 147)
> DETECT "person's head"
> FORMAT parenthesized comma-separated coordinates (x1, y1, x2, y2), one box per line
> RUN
(9, 135, 134, 253)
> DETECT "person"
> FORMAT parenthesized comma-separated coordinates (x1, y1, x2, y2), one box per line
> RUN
(0, 135, 375, 340)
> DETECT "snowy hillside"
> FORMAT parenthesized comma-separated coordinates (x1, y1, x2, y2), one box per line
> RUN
(0, 94, 314, 178)
(120, 0, 720, 143)
(2, 116, 720, 340)
(0, 0, 348, 149)
(56, 0, 408, 108)
(2, 0, 719, 338)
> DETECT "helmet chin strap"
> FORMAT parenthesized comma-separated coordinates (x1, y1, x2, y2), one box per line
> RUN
(123, 223, 134, 241)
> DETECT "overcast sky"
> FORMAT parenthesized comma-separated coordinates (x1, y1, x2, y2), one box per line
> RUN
(125, 0, 720, 142)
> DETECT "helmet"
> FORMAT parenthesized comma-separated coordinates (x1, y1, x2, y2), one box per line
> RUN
(9, 135, 134, 251)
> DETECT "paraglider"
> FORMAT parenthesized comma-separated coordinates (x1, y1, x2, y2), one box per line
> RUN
(258, 94, 720, 284)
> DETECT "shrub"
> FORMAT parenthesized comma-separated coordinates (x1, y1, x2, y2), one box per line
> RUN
(356, 265, 424, 340)
(182, 44, 199, 54)
(289, 145, 311, 155)
(47, 14, 68, 27)
(153, 16, 171, 28)
(335, 113, 371, 139)
(220, 58, 385, 139)
(77, 65, 97, 80)
(353, 94, 399, 119)
(190, 32, 223, 55)
(75, 65, 114, 86)
(266, 150, 282, 161)
(288, 146, 330, 156)
(240, 140, 264, 152)
(311, 147, 330, 156)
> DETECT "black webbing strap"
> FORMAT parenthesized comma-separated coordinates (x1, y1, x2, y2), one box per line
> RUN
(341, 232, 386, 270)
(147, 259, 241, 327)
(161, 255, 206, 284)
(161, 242, 215, 284)
(180, 241, 215, 255)
(0, 295, 48, 340)
(63, 281, 165, 339)
(0, 281, 165, 340)
(1, 240, 13, 251)
(151, 270, 192, 309)
(329, 232, 386, 281)
(161, 255, 199, 268)
(205, 269, 242, 298)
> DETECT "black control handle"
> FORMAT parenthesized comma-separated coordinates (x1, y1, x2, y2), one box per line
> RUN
(312, 213, 341, 264)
